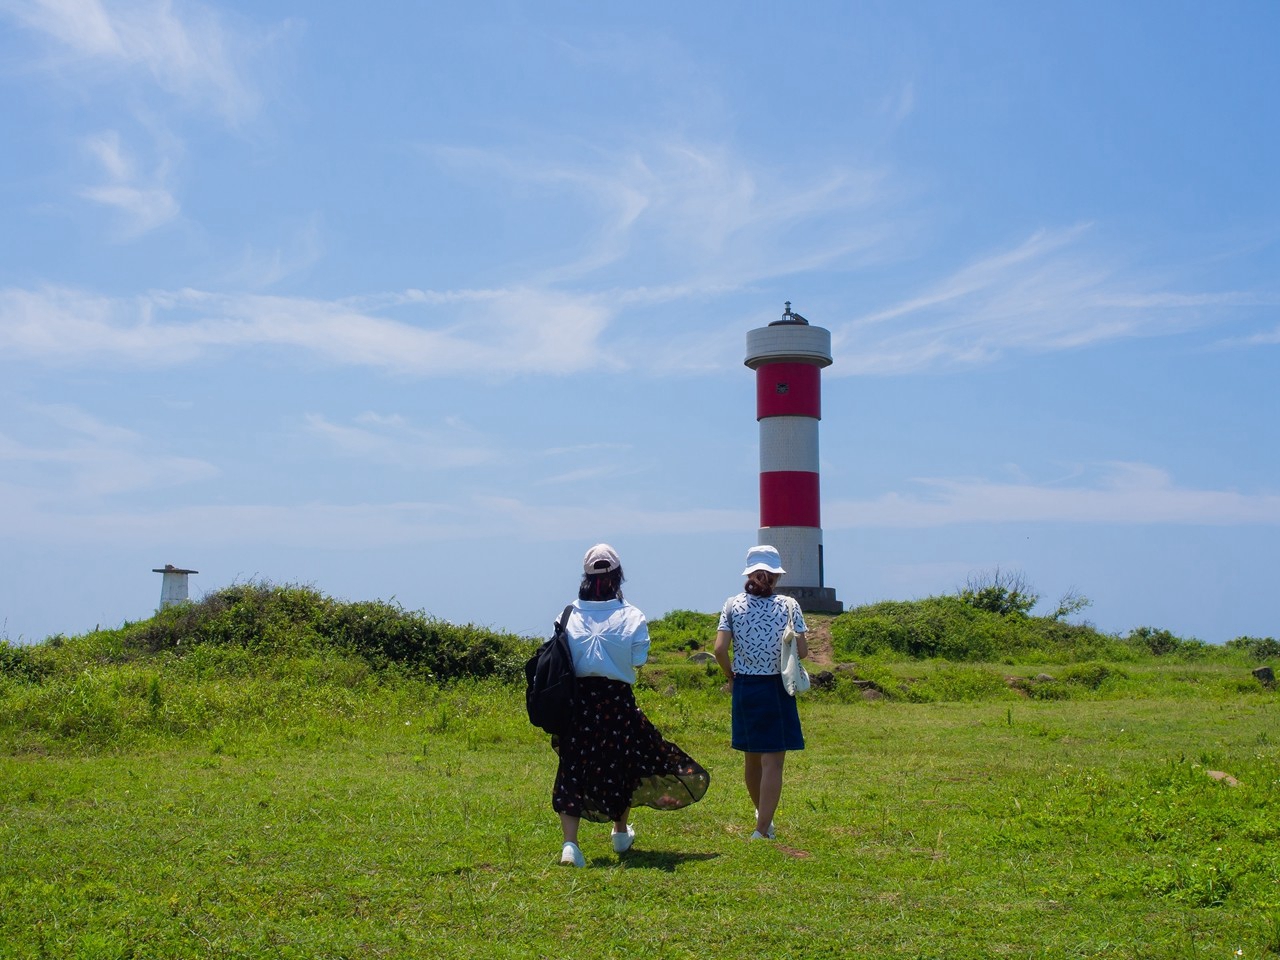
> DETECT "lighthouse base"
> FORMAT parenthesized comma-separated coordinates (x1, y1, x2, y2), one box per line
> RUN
(777, 586, 844, 615)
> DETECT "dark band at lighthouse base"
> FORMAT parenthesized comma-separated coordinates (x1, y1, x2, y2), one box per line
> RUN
(759, 471, 820, 528)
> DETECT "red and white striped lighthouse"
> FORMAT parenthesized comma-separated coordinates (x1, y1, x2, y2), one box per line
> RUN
(745, 302, 843, 613)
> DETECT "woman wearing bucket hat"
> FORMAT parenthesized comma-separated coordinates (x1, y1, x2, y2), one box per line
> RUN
(713, 545, 808, 840)
(551, 543, 710, 867)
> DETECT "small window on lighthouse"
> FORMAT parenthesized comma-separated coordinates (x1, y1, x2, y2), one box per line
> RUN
(776, 382, 789, 394)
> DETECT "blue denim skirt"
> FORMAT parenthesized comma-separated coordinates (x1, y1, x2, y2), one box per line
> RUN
(731, 673, 805, 753)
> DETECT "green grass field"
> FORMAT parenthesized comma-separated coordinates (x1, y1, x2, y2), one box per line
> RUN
(3, 672, 1279, 958)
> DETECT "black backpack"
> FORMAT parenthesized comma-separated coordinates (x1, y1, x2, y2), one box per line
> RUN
(524, 604, 577, 735)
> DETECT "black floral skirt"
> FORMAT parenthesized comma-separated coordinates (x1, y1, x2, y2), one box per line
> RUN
(552, 677, 710, 823)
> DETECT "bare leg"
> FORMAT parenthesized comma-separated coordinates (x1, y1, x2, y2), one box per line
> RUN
(755, 752, 786, 836)
(612, 808, 630, 834)
(743, 752, 763, 812)
(559, 812, 580, 844)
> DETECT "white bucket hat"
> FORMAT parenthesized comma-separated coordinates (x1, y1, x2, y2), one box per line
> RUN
(583, 543, 621, 574)
(742, 545, 785, 576)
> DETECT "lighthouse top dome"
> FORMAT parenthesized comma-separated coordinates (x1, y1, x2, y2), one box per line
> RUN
(745, 302, 832, 369)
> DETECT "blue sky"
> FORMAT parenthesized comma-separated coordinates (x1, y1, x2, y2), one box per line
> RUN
(2, 0, 1277, 645)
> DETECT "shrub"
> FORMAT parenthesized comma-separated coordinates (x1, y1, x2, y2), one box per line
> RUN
(1125, 626, 1210, 659)
(0, 642, 50, 684)
(124, 583, 331, 654)
(957, 568, 1039, 617)
(1225, 636, 1280, 662)
(1057, 661, 1126, 690)
(648, 610, 719, 653)
(1022, 620, 1137, 663)
(830, 591, 1256, 667)
(95, 582, 531, 682)
(832, 597, 1022, 662)
(830, 613, 913, 658)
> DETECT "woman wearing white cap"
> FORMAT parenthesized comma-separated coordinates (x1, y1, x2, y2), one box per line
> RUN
(552, 543, 710, 867)
(713, 545, 807, 840)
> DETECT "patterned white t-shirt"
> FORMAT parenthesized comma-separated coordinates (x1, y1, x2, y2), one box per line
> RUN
(717, 593, 807, 676)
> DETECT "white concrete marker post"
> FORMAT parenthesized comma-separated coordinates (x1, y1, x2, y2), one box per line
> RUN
(153, 565, 198, 610)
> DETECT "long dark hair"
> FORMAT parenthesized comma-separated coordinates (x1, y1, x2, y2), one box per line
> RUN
(744, 570, 779, 597)
(580, 566, 625, 601)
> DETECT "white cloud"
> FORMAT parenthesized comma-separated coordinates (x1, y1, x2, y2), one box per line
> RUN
(1214, 323, 1280, 348)
(3, 0, 265, 122)
(2, 0, 123, 57)
(0, 487, 755, 549)
(0, 403, 216, 500)
(832, 227, 1271, 375)
(538, 464, 632, 486)
(304, 413, 501, 470)
(429, 138, 894, 290)
(79, 129, 180, 236)
(881, 81, 916, 125)
(0, 285, 617, 375)
(4, 447, 1274, 560)
(418, 139, 1266, 382)
(824, 462, 1280, 528)
(223, 216, 326, 289)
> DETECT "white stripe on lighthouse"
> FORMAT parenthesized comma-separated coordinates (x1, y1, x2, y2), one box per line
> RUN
(759, 416, 819, 473)
(757, 526, 823, 586)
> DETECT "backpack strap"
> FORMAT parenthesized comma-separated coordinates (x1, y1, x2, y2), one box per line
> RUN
(555, 604, 575, 636)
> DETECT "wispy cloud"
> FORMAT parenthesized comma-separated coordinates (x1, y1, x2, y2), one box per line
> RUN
(79, 129, 179, 236)
(4, 450, 1274, 555)
(880, 81, 916, 125)
(833, 227, 1272, 374)
(3, 0, 266, 123)
(0, 285, 617, 375)
(421, 138, 1268, 381)
(825, 462, 1280, 528)
(428, 138, 895, 290)
(0, 403, 216, 500)
(304, 413, 502, 470)
(222, 216, 326, 289)
(1213, 323, 1280, 349)
(535, 442, 637, 484)
(0, 487, 756, 549)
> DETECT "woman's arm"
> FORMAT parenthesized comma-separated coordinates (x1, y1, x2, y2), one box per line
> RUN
(789, 598, 809, 659)
(713, 629, 734, 682)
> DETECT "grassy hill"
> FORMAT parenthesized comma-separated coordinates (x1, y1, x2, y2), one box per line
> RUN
(2, 580, 1276, 753)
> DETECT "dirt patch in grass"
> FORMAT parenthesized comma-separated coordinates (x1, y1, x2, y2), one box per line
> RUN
(803, 615, 837, 667)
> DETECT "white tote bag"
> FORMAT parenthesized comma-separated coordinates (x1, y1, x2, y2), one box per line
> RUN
(779, 597, 810, 696)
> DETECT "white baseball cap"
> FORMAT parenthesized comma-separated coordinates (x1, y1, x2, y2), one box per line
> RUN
(583, 543, 621, 574)
(742, 545, 785, 576)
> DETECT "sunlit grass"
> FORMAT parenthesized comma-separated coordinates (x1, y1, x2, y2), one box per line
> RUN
(3, 670, 1278, 958)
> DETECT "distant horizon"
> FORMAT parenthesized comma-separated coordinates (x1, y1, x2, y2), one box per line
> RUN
(5, 563, 1268, 649)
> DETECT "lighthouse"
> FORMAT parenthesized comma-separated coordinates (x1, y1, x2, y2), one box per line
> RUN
(745, 303, 843, 614)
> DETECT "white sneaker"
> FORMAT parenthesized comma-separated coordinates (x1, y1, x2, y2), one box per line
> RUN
(750, 830, 774, 841)
(754, 810, 776, 839)
(560, 841, 584, 867)
(611, 824, 635, 854)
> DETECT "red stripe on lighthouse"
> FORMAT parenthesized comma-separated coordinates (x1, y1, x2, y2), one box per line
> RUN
(756, 363, 821, 420)
(760, 471, 821, 527)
